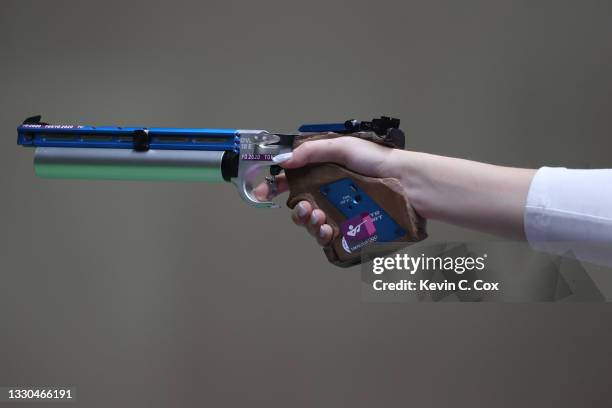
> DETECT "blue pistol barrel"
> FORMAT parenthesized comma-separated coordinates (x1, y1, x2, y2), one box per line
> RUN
(17, 116, 239, 182)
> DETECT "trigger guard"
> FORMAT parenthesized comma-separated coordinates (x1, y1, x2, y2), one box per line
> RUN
(231, 160, 280, 208)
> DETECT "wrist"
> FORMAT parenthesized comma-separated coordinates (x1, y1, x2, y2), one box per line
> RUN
(389, 149, 536, 239)
(386, 149, 434, 218)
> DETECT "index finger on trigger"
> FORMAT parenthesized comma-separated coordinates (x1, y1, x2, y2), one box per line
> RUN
(252, 173, 289, 200)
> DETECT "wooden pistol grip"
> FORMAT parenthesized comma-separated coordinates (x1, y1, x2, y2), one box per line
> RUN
(285, 164, 427, 267)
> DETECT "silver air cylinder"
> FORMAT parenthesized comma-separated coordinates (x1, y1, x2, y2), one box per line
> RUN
(34, 147, 226, 183)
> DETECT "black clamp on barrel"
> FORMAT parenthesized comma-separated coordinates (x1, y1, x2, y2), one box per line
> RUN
(344, 116, 405, 149)
(133, 129, 150, 151)
(344, 116, 400, 135)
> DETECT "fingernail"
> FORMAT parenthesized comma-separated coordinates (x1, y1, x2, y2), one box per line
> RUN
(310, 211, 319, 225)
(297, 202, 308, 218)
(319, 225, 328, 238)
(272, 152, 293, 164)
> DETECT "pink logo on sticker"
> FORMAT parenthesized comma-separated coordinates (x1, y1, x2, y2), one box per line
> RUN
(341, 213, 376, 243)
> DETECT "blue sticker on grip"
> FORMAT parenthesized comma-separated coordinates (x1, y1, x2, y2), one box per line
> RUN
(320, 178, 405, 253)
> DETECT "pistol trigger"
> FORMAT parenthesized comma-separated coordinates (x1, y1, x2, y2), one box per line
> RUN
(265, 176, 278, 199)
(269, 165, 282, 176)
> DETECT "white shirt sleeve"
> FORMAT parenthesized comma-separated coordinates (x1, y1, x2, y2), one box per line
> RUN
(524, 167, 612, 267)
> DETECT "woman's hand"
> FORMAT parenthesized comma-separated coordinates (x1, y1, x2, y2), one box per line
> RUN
(253, 136, 406, 246)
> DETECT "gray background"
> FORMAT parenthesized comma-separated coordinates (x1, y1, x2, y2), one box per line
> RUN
(1, 0, 612, 406)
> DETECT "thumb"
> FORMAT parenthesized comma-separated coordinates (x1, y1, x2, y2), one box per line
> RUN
(274, 137, 350, 169)
(272, 136, 393, 179)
